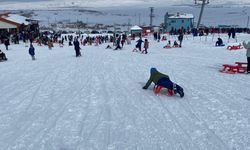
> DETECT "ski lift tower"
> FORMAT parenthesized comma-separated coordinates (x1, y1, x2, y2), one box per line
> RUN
(195, 0, 209, 29)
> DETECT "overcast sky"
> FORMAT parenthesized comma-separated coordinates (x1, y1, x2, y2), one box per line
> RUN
(0, 0, 249, 10)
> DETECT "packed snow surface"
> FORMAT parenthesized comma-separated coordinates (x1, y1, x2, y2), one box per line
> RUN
(0, 33, 250, 150)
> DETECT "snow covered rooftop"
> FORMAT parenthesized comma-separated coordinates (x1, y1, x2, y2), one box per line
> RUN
(1, 14, 29, 25)
(130, 25, 142, 30)
(168, 13, 194, 19)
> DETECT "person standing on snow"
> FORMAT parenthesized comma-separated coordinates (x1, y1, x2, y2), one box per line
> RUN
(114, 35, 122, 50)
(4, 38, 10, 50)
(243, 41, 250, 74)
(142, 68, 184, 97)
(28, 44, 35, 60)
(142, 39, 149, 54)
(73, 38, 81, 57)
(178, 30, 184, 47)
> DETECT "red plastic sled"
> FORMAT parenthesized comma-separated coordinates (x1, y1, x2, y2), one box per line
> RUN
(154, 85, 174, 96)
(220, 62, 247, 74)
(227, 45, 243, 50)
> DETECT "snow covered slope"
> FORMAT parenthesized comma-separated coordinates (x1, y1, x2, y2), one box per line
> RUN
(0, 33, 250, 149)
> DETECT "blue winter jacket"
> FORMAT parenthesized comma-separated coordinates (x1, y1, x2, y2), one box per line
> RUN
(136, 39, 144, 46)
(29, 46, 35, 56)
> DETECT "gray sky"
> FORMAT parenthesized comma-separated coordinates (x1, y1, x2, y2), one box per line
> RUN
(0, 0, 249, 10)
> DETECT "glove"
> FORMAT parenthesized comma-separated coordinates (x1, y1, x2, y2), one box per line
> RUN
(142, 86, 147, 89)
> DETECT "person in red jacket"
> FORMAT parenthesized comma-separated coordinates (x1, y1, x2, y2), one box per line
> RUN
(142, 39, 149, 54)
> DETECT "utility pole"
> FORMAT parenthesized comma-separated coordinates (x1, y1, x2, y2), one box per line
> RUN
(127, 18, 131, 32)
(139, 13, 141, 26)
(195, 0, 209, 29)
(149, 7, 155, 28)
(247, 16, 250, 28)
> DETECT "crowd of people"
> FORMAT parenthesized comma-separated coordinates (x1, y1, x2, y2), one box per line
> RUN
(0, 28, 249, 75)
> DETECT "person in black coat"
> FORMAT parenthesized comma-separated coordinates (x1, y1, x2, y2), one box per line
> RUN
(114, 36, 122, 50)
(231, 28, 236, 39)
(28, 44, 35, 60)
(178, 33, 184, 47)
(73, 38, 81, 57)
(216, 38, 224, 46)
(4, 38, 10, 50)
(0, 50, 7, 61)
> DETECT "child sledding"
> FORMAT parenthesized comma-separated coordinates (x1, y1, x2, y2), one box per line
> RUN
(163, 40, 180, 49)
(142, 68, 184, 98)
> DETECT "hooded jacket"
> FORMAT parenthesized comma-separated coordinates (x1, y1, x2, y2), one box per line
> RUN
(243, 41, 250, 57)
(144, 68, 169, 89)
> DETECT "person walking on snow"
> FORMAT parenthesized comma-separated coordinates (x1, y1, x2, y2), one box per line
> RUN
(243, 41, 250, 74)
(135, 37, 144, 51)
(142, 68, 184, 97)
(142, 39, 149, 54)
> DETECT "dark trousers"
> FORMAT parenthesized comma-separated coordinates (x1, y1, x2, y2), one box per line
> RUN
(142, 48, 148, 54)
(248, 57, 250, 72)
(75, 49, 81, 57)
(179, 40, 183, 47)
(115, 44, 121, 50)
(157, 78, 173, 90)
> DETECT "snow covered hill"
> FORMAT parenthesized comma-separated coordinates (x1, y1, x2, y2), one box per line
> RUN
(0, 33, 250, 150)
(1, 5, 249, 28)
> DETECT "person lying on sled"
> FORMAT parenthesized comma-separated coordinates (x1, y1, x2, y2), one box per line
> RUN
(142, 68, 184, 97)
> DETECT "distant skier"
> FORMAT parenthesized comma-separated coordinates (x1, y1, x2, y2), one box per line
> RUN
(142, 68, 184, 98)
(28, 44, 35, 60)
(243, 41, 250, 74)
